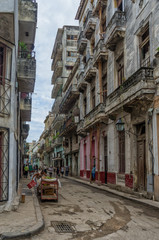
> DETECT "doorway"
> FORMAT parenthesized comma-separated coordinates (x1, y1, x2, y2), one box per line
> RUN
(137, 123, 146, 191)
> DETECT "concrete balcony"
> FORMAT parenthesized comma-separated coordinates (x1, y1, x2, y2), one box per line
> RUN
(59, 84, 79, 114)
(51, 96, 62, 114)
(20, 93, 32, 121)
(83, 11, 97, 40)
(52, 115, 64, 130)
(60, 116, 79, 136)
(84, 103, 107, 130)
(77, 31, 87, 54)
(52, 137, 63, 148)
(93, 0, 108, 16)
(77, 120, 87, 137)
(83, 56, 97, 83)
(52, 61, 63, 83)
(106, 67, 155, 116)
(19, 0, 37, 45)
(51, 44, 63, 71)
(21, 123, 30, 139)
(51, 78, 63, 98)
(17, 51, 36, 92)
(93, 39, 108, 66)
(77, 68, 87, 93)
(105, 11, 126, 51)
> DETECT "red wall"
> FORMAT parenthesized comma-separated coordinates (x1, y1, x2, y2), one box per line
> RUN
(107, 172, 116, 184)
(125, 174, 133, 188)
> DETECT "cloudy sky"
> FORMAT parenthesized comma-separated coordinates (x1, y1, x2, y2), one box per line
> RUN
(27, 0, 80, 142)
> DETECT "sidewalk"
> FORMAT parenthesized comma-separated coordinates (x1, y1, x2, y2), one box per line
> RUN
(65, 176, 159, 210)
(0, 178, 44, 240)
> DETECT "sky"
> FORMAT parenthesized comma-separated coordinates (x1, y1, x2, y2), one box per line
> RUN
(27, 0, 80, 142)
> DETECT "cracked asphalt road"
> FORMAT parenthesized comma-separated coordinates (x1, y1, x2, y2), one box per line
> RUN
(24, 178, 159, 240)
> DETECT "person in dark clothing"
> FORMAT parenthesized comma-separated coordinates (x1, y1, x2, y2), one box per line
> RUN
(56, 166, 60, 177)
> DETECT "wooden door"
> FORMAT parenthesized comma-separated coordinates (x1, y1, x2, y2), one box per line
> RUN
(104, 136, 108, 183)
(119, 131, 125, 173)
(137, 123, 146, 190)
(137, 140, 146, 190)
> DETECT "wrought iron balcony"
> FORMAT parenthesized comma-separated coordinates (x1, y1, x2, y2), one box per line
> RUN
(83, 56, 97, 83)
(20, 93, 32, 121)
(93, 39, 108, 66)
(83, 11, 97, 40)
(77, 31, 87, 54)
(59, 84, 79, 114)
(21, 123, 30, 139)
(105, 11, 126, 51)
(17, 51, 36, 92)
(51, 96, 62, 114)
(107, 67, 155, 114)
(60, 116, 79, 136)
(0, 77, 11, 116)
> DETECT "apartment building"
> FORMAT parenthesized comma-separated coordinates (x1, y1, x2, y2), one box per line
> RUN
(0, 0, 37, 209)
(51, 26, 79, 172)
(75, 0, 159, 199)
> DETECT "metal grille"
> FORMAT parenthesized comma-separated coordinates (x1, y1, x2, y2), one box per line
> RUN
(0, 46, 11, 116)
(51, 221, 75, 233)
(0, 128, 9, 201)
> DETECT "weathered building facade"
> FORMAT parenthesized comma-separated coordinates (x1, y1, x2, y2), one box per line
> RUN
(75, 0, 159, 199)
(0, 0, 37, 210)
(51, 26, 79, 174)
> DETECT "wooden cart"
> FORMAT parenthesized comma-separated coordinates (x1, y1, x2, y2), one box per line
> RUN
(41, 178, 58, 201)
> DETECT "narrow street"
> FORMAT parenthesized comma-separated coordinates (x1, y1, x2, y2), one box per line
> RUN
(23, 178, 159, 240)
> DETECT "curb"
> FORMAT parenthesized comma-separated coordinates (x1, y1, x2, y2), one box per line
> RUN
(0, 188, 44, 240)
(66, 176, 159, 210)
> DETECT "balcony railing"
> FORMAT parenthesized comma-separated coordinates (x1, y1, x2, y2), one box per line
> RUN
(0, 77, 11, 116)
(22, 124, 30, 139)
(83, 56, 97, 83)
(84, 103, 105, 127)
(20, 93, 32, 121)
(105, 11, 126, 51)
(60, 116, 78, 136)
(108, 67, 154, 103)
(19, 0, 37, 23)
(17, 52, 36, 92)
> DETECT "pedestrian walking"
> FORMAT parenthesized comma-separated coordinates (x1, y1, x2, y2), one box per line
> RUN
(24, 165, 29, 178)
(61, 166, 64, 177)
(91, 165, 96, 181)
(65, 166, 69, 176)
(56, 166, 60, 177)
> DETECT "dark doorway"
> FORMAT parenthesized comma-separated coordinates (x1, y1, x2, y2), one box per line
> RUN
(137, 123, 146, 191)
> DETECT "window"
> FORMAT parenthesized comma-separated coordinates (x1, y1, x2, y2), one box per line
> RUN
(119, 130, 125, 173)
(0, 46, 5, 84)
(67, 51, 77, 57)
(67, 35, 78, 40)
(91, 80, 96, 109)
(90, 38, 95, 55)
(75, 134, 78, 144)
(101, 6, 106, 33)
(66, 66, 73, 70)
(139, 24, 150, 67)
(116, 0, 123, 11)
(116, 53, 124, 87)
(84, 95, 87, 116)
(102, 70, 107, 103)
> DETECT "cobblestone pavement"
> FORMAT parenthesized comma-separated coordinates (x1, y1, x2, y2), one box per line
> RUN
(22, 178, 159, 240)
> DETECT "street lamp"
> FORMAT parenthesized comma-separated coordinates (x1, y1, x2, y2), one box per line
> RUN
(116, 118, 125, 132)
